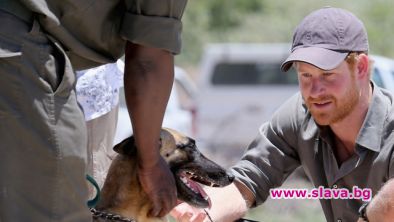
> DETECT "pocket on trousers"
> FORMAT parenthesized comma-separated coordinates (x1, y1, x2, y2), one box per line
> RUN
(21, 22, 75, 97)
(47, 36, 76, 98)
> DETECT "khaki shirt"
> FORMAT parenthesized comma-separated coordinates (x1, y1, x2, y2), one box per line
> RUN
(232, 82, 394, 222)
(6, 0, 187, 70)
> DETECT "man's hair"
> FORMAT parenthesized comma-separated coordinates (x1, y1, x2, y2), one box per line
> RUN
(345, 52, 373, 77)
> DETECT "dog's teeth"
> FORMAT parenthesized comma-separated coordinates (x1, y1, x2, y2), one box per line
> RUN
(186, 171, 195, 176)
(209, 182, 220, 187)
(181, 176, 188, 184)
(181, 174, 203, 194)
(180, 175, 199, 193)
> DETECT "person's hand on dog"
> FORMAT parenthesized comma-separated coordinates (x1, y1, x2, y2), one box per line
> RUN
(138, 156, 177, 217)
(171, 182, 251, 222)
(170, 202, 207, 222)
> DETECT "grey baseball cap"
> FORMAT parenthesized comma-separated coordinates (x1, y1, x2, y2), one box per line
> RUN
(281, 7, 369, 72)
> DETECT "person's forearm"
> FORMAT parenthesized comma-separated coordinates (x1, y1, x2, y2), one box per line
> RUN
(204, 182, 251, 221)
(123, 41, 174, 166)
(360, 178, 394, 222)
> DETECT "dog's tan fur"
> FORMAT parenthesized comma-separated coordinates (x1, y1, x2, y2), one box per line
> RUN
(95, 149, 150, 221)
(93, 128, 233, 222)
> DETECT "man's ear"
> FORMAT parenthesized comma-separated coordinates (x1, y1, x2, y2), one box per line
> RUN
(357, 54, 370, 79)
(113, 136, 137, 156)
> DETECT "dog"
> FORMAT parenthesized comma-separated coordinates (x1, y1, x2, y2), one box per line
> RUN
(92, 128, 234, 222)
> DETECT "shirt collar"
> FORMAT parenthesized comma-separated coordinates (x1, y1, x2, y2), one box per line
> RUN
(356, 82, 390, 152)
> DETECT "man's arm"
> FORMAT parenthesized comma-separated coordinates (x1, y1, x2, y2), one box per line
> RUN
(357, 178, 394, 222)
(124, 41, 176, 217)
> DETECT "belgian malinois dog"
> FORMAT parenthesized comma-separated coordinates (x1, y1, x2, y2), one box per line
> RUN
(93, 128, 234, 222)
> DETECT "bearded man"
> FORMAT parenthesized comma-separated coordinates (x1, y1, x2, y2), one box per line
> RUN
(171, 7, 394, 222)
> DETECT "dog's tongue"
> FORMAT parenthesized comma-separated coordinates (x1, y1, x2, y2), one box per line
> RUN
(184, 177, 212, 208)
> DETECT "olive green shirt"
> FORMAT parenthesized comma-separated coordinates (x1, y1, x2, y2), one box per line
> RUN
(232, 82, 394, 222)
(4, 0, 187, 70)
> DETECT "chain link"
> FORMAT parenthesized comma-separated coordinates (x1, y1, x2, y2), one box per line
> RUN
(203, 209, 214, 222)
(90, 208, 137, 222)
(91, 207, 215, 222)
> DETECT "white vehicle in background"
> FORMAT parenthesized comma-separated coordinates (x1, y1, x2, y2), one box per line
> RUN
(195, 43, 394, 162)
(114, 66, 197, 145)
(371, 55, 394, 91)
(196, 43, 299, 155)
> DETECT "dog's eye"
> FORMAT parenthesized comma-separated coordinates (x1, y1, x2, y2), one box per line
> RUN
(177, 143, 186, 149)
(177, 139, 195, 149)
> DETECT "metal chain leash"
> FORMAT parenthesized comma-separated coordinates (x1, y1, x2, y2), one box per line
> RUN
(203, 209, 214, 222)
(90, 208, 137, 222)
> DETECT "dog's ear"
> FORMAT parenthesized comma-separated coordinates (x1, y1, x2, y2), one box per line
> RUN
(113, 136, 137, 156)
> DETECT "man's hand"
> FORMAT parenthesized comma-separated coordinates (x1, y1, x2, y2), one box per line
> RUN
(138, 156, 177, 217)
(171, 183, 250, 222)
(170, 202, 207, 222)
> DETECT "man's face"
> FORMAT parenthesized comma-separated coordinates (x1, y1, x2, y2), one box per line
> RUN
(296, 61, 360, 125)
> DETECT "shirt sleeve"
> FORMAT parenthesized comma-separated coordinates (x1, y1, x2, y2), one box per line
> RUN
(389, 148, 394, 179)
(121, 0, 188, 54)
(231, 94, 303, 207)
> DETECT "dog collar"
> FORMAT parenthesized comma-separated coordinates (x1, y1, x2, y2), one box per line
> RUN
(86, 174, 101, 208)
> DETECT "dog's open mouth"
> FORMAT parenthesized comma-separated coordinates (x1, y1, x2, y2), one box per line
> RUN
(183, 171, 222, 187)
(175, 170, 224, 208)
(180, 172, 210, 205)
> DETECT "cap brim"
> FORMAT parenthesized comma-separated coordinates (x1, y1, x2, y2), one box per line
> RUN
(281, 47, 348, 72)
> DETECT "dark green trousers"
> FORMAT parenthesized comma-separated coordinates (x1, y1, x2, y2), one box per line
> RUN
(0, 10, 91, 222)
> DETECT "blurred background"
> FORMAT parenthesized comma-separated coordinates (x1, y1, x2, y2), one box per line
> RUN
(118, 1, 394, 221)
(177, 0, 394, 67)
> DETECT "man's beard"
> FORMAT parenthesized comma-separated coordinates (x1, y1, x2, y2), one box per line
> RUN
(306, 79, 360, 126)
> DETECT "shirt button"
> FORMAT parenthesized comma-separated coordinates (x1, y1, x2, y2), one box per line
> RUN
(333, 184, 338, 189)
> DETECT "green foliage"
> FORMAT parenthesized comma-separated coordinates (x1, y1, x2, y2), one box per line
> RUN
(206, 0, 264, 31)
(207, 0, 240, 31)
(177, 0, 394, 67)
(361, 1, 394, 56)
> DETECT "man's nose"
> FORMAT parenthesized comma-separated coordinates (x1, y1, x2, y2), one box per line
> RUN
(310, 77, 325, 97)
